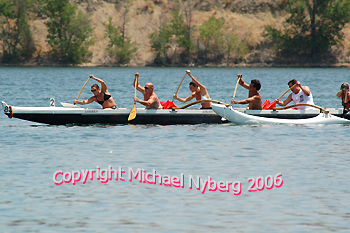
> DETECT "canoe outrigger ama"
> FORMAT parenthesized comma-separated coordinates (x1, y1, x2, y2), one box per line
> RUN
(212, 103, 350, 125)
(2, 100, 350, 125)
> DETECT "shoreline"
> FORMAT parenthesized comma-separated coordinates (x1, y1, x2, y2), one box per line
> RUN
(1, 62, 350, 68)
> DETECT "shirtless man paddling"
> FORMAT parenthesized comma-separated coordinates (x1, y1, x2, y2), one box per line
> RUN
(133, 73, 162, 109)
(231, 74, 262, 110)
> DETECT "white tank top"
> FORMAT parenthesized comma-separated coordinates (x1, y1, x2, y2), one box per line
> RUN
(201, 95, 208, 100)
(292, 89, 314, 110)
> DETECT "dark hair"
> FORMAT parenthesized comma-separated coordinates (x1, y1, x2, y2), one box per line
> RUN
(341, 82, 349, 90)
(189, 82, 196, 87)
(251, 79, 261, 90)
(288, 79, 297, 86)
(91, 84, 100, 89)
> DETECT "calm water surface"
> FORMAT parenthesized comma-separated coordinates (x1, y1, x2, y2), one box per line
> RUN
(1, 67, 350, 232)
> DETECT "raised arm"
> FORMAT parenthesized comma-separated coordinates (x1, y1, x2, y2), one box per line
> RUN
(90, 75, 107, 93)
(186, 70, 205, 89)
(185, 70, 210, 98)
(133, 73, 145, 94)
(336, 90, 343, 98)
(298, 82, 311, 96)
(237, 75, 249, 90)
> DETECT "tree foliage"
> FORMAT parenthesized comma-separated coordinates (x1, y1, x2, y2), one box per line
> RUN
(103, 17, 137, 65)
(265, 0, 350, 63)
(44, 0, 94, 64)
(225, 31, 249, 65)
(0, 0, 36, 63)
(149, 9, 192, 65)
(199, 16, 225, 63)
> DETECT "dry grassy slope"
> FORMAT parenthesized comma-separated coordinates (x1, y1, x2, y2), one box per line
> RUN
(29, 0, 350, 66)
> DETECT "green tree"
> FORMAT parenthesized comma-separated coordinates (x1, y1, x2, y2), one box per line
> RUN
(265, 0, 350, 63)
(166, 9, 190, 64)
(0, 0, 36, 63)
(103, 17, 137, 65)
(199, 16, 225, 64)
(225, 31, 249, 65)
(181, 0, 195, 64)
(149, 9, 192, 65)
(149, 27, 171, 65)
(44, 0, 94, 64)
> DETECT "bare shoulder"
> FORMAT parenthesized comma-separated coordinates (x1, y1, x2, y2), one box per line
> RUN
(151, 93, 159, 100)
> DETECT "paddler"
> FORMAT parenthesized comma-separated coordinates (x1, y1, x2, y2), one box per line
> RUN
(133, 73, 163, 109)
(336, 82, 350, 115)
(231, 74, 262, 110)
(74, 75, 117, 109)
(275, 79, 314, 110)
(173, 70, 212, 109)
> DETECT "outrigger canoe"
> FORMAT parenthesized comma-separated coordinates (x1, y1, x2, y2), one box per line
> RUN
(212, 103, 350, 125)
(1, 101, 226, 125)
(2, 101, 350, 125)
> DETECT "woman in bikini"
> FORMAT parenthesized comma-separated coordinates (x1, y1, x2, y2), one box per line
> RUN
(336, 82, 350, 115)
(74, 75, 117, 109)
(173, 70, 212, 109)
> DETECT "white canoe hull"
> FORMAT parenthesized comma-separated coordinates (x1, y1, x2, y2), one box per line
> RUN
(212, 104, 350, 125)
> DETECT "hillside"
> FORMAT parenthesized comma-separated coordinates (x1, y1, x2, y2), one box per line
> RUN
(23, 0, 350, 66)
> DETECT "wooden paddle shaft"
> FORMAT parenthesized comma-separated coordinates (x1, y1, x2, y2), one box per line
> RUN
(277, 83, 296, 100)
(128, 75, 138, 121)
(134, 76, 138, 98)
(232, 76, 241, 99)
(172, 73, 187, 102)
(345, 90, 348, 103)
(75, 77, 91, 101)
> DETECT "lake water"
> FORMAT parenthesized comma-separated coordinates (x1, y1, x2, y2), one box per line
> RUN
(1, 67, 350, 232)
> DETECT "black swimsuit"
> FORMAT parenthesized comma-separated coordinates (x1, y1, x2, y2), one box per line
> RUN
(342, 100, 350, 115)
(96, 93, 111, 105)
(342, 100, 350, 109)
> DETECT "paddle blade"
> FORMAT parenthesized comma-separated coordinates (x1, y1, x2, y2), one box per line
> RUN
(161, 100, 177, 109)
(266, 100, 276, 110)
(128, 104, 137, 121)
(262, 100, 270, 110)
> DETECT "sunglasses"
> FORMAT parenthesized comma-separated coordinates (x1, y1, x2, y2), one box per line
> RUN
(145, 86, 150, 89)
(91, 89, 97, 92)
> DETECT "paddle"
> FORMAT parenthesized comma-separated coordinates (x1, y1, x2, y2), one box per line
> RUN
(265, 83, 297, 110)
(221, 74, 242, 120)
(161, 73, 187, 109)
(345, 89, 348, 103)
(74, 76, 91, 104)
(232, 75, 242, 100)
(128, 74, 138, 121)
(172, 73, 187, 102)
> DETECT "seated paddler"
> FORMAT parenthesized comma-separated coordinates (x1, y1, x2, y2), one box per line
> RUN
(275, 79, 314, 110)
(336, 82, 350, 114)
(74, 75, 117, 109)
(231, 74, 262, 110)
(133, 72, 163, 109)
(173, 70, 212, 109)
